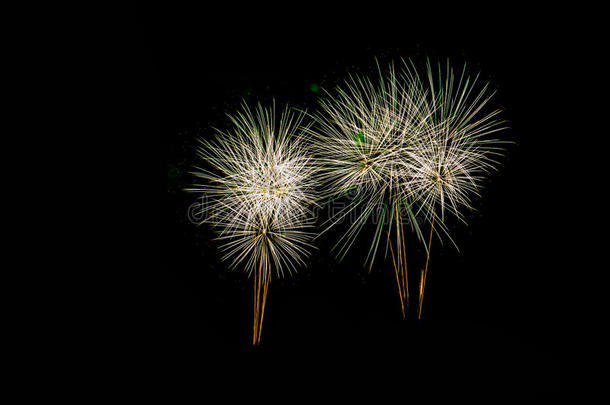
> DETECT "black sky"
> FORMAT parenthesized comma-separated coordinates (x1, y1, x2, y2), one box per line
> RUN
(153, 7, 574, 398)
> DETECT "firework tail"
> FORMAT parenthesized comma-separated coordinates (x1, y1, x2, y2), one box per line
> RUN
(253, 247, 270, 345)
(418, 212, 435, 319)
(388, 200, 409, 319)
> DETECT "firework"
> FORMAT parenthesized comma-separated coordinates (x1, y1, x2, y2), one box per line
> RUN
(311, 59, 507, 319)
(405, 60, 508, 318)
(310, 61, 431, 318)
(187, 102, 318, 344)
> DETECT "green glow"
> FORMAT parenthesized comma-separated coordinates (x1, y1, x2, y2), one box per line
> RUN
(353, 131, 365, 147)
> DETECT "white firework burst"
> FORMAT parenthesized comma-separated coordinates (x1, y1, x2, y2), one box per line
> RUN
(310, 58, 507, 318)
(187, 102, 318, 278)
(400, 60, 508, 318)
(310, 61, 432, 268)
(402, 60, 508, 229)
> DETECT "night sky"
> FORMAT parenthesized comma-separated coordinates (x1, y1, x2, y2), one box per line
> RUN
(154, 8, 567, 398)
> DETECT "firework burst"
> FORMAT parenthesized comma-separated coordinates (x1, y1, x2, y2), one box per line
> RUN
(311, 59, 507, 318)
(404, 60, 508, 318)
(310, 61, 432, 317)
(187, 102, 318, 344)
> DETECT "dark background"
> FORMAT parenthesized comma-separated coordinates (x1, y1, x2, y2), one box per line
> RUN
(153, 7, 572, 398)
